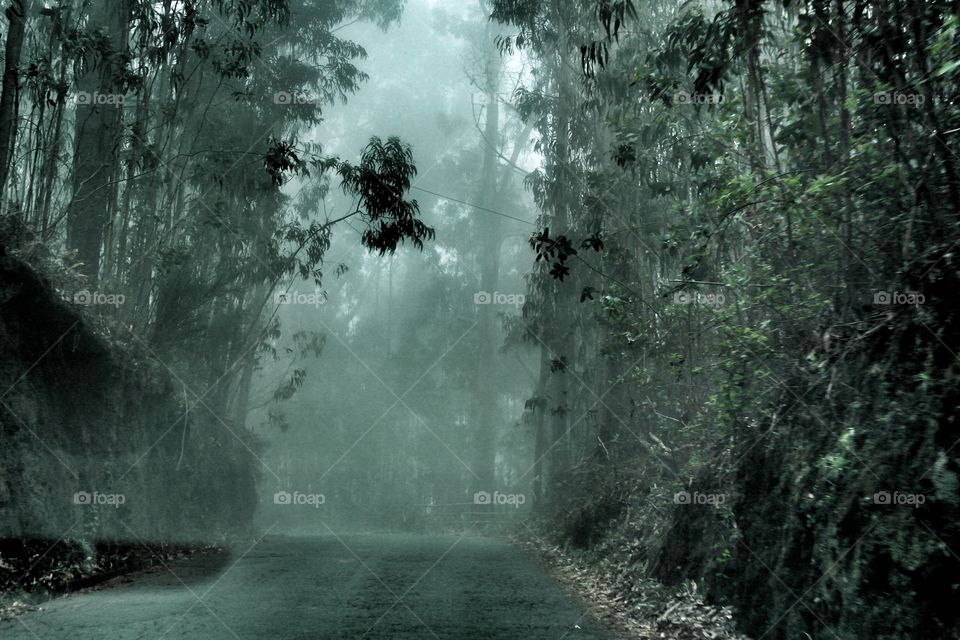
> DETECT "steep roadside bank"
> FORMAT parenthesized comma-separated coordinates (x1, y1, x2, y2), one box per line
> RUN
(0, 254, 258, 604)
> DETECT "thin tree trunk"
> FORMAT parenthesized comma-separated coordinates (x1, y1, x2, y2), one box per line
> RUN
(470, 42, 502, 504)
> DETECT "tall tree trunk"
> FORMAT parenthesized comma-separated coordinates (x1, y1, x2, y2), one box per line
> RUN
(470, 39, 502, 505)
(539, 23, 574, 505)
(66, 0, 129, 284)
(0, 0, 27, 208)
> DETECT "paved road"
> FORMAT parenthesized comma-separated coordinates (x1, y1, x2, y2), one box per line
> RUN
(1, 534, 611, 639)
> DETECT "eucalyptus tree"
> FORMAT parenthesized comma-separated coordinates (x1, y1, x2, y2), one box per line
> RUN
(0, 0, 434, 496)
(489, 0, 679, 515)
(492, 0, 960, 636)
(0, 0, 27, 205)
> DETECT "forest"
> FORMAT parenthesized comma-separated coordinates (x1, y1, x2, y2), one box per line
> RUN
(0, 0, 958, 638)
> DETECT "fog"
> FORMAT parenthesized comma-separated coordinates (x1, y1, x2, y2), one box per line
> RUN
(2, 0, 957, 637)
(244, 0, 539, 534)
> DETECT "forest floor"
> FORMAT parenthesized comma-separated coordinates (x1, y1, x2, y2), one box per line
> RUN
(0, 533, 615, 639)
(516, 530, 750, 640)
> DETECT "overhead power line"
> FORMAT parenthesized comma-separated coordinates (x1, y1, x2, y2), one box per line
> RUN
(411, 186, 535, 226)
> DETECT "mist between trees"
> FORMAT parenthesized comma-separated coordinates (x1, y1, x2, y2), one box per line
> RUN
(0, 0, 958, 638)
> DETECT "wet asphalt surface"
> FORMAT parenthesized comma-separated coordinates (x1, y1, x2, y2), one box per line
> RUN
(1, 533, 612, 639)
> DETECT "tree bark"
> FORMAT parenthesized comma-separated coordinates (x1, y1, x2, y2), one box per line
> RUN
(0, 0, 27, 208)
(66, 0, 130, 284)
(470, 32, 503, 507)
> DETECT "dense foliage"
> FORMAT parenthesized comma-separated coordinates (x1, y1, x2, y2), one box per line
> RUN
(490, 0, 960, 638)
(0, 0, 430, 419)
(0, 0, 429, 583)
(1, 0, 958, 637)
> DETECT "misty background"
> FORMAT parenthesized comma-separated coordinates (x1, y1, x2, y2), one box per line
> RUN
(252, 0, 539, 533)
